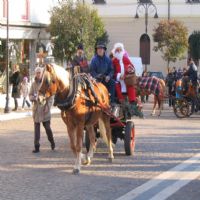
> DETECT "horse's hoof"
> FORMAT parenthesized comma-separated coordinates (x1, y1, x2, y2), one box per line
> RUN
(108, 157, 114, 163)
(82, 159, 91, 166)
(72, 168, 80, 175)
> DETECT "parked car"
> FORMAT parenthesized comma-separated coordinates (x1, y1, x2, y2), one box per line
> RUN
(147, 71, 165, 80)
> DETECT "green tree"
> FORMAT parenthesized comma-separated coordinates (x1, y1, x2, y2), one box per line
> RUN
(48, 0, 108, 63)
(189, 30, 200, 66)
(153, 19, 188, 72)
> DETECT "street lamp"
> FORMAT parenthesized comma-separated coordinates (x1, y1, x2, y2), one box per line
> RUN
(135, 0, 158, 34)
(168, 0, 171, 20)
(135, 0, 158, 71)
(4, 0, 10, 113)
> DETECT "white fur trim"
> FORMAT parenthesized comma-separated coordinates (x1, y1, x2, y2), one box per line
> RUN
(119, 80, 127, 93)
(116, 73, 121, 82)
(113, 43, 125, 52)
(119, 59, 125, 76)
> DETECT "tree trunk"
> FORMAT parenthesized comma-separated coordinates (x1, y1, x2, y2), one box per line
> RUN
(167, 59, 170, 73)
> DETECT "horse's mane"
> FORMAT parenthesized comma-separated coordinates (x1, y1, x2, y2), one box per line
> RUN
(52, 64, 70, 87)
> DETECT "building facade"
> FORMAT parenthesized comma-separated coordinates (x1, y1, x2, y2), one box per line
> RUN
(0, 0, 57, 83)
(0, 0, 200, 86)
(89, 0, 200, 74)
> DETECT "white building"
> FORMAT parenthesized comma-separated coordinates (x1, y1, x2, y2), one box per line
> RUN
(0, 0, 200, 83)
(0, 0, 58, 81)
(89, 0, 200, 74)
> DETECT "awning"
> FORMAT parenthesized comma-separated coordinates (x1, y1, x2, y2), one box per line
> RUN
(0, 25, 50, 40)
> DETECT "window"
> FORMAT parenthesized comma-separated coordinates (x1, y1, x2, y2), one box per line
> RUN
(138, 0, 152, 3)
(93, 0, 106, 4)
(140, 34, 150, 65)
(186, 0, 200, 3)
(3, 0, 7, 18)
(21, 0, 30, 20)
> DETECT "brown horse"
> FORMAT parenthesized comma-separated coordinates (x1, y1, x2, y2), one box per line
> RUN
(181, 76, 197, 98)
(137, 76, 166, 116)
(38, 64, 114, 174)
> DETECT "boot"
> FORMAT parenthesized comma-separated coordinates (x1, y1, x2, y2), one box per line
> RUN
(32, 144, 40, 153)
(130, 102, 144, 118)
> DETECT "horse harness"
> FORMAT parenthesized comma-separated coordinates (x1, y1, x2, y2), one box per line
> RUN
(54, 73, 104, 124)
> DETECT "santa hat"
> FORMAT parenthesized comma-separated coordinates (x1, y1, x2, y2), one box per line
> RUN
(112, 43, 125, 53)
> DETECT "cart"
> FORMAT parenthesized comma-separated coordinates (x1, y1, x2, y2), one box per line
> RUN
(84, 99, 136, 156)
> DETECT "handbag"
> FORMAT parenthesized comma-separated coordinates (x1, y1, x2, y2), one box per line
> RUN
(124, 73, 137, 86)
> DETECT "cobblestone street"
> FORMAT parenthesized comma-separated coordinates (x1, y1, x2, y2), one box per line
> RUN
(0, 102, 200, 200)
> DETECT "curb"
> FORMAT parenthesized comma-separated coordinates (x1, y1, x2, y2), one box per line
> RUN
(0, 108, 61, 122)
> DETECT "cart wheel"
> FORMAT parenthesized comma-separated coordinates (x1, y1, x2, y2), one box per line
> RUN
(84, 131, 90, 153)
(173, 98, 190, 118)
(124, 121, 135, 156)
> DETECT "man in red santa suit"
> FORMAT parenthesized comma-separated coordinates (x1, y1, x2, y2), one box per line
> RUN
(112, 43, 143, 118)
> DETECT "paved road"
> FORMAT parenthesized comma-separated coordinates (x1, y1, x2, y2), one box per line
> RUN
(0, 102, 200, 200)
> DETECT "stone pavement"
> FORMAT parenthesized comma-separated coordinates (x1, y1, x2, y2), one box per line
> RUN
(0, 101, 200, 200)
(0, 94, 60, 121)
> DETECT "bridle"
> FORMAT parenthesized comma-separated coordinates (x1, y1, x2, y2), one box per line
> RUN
(39, 65, 58, 99)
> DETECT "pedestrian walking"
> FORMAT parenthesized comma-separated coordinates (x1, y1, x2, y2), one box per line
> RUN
(29, 67, 55, 153)
(10, 64, 21, 111)
(20, 76, 31, 110)
(166, 68, 176, 107)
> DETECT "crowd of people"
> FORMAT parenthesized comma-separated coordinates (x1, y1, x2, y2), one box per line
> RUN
(166, 58, 198, 107)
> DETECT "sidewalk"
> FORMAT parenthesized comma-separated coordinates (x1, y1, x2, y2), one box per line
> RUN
(0, 94, 60, 121)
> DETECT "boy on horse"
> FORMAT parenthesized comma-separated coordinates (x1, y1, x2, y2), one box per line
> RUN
(90, 42, 116, 105)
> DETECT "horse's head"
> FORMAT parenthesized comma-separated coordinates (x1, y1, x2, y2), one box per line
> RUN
(38, 64, 58, 103)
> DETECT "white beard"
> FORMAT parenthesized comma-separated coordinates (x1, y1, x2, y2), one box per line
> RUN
(114, 51, 124, 61)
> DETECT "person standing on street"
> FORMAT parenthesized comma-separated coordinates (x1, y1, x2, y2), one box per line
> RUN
(20, 76, 31, 110)
(29, 67, 55, 153)
(10, 64, 21, 111)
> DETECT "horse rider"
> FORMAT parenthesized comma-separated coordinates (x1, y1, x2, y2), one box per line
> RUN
(29, 66, 55, 153)
(72, 44, 89, 74)
(184, 58, 198, 94)
(184, 58, 198, 111)
(90, 42, 115, 105)
(112, 42, 143, 118)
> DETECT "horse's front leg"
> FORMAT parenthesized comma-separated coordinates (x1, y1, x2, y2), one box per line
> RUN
(83, 125, 96, 165)
(73, 125, 84, 175)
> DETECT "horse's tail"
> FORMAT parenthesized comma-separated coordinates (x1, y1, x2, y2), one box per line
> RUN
(98, 117, 108, 146)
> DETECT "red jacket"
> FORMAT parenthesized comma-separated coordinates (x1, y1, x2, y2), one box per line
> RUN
(112, 56, 134, 81)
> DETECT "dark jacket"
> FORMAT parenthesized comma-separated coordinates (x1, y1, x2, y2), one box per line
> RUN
(10, 71, 21, 98)
(72, 54, 89, 73)
(90, 54, 114, 80)
(166, 72, 175, 87)
(185, 63, 198, 84)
